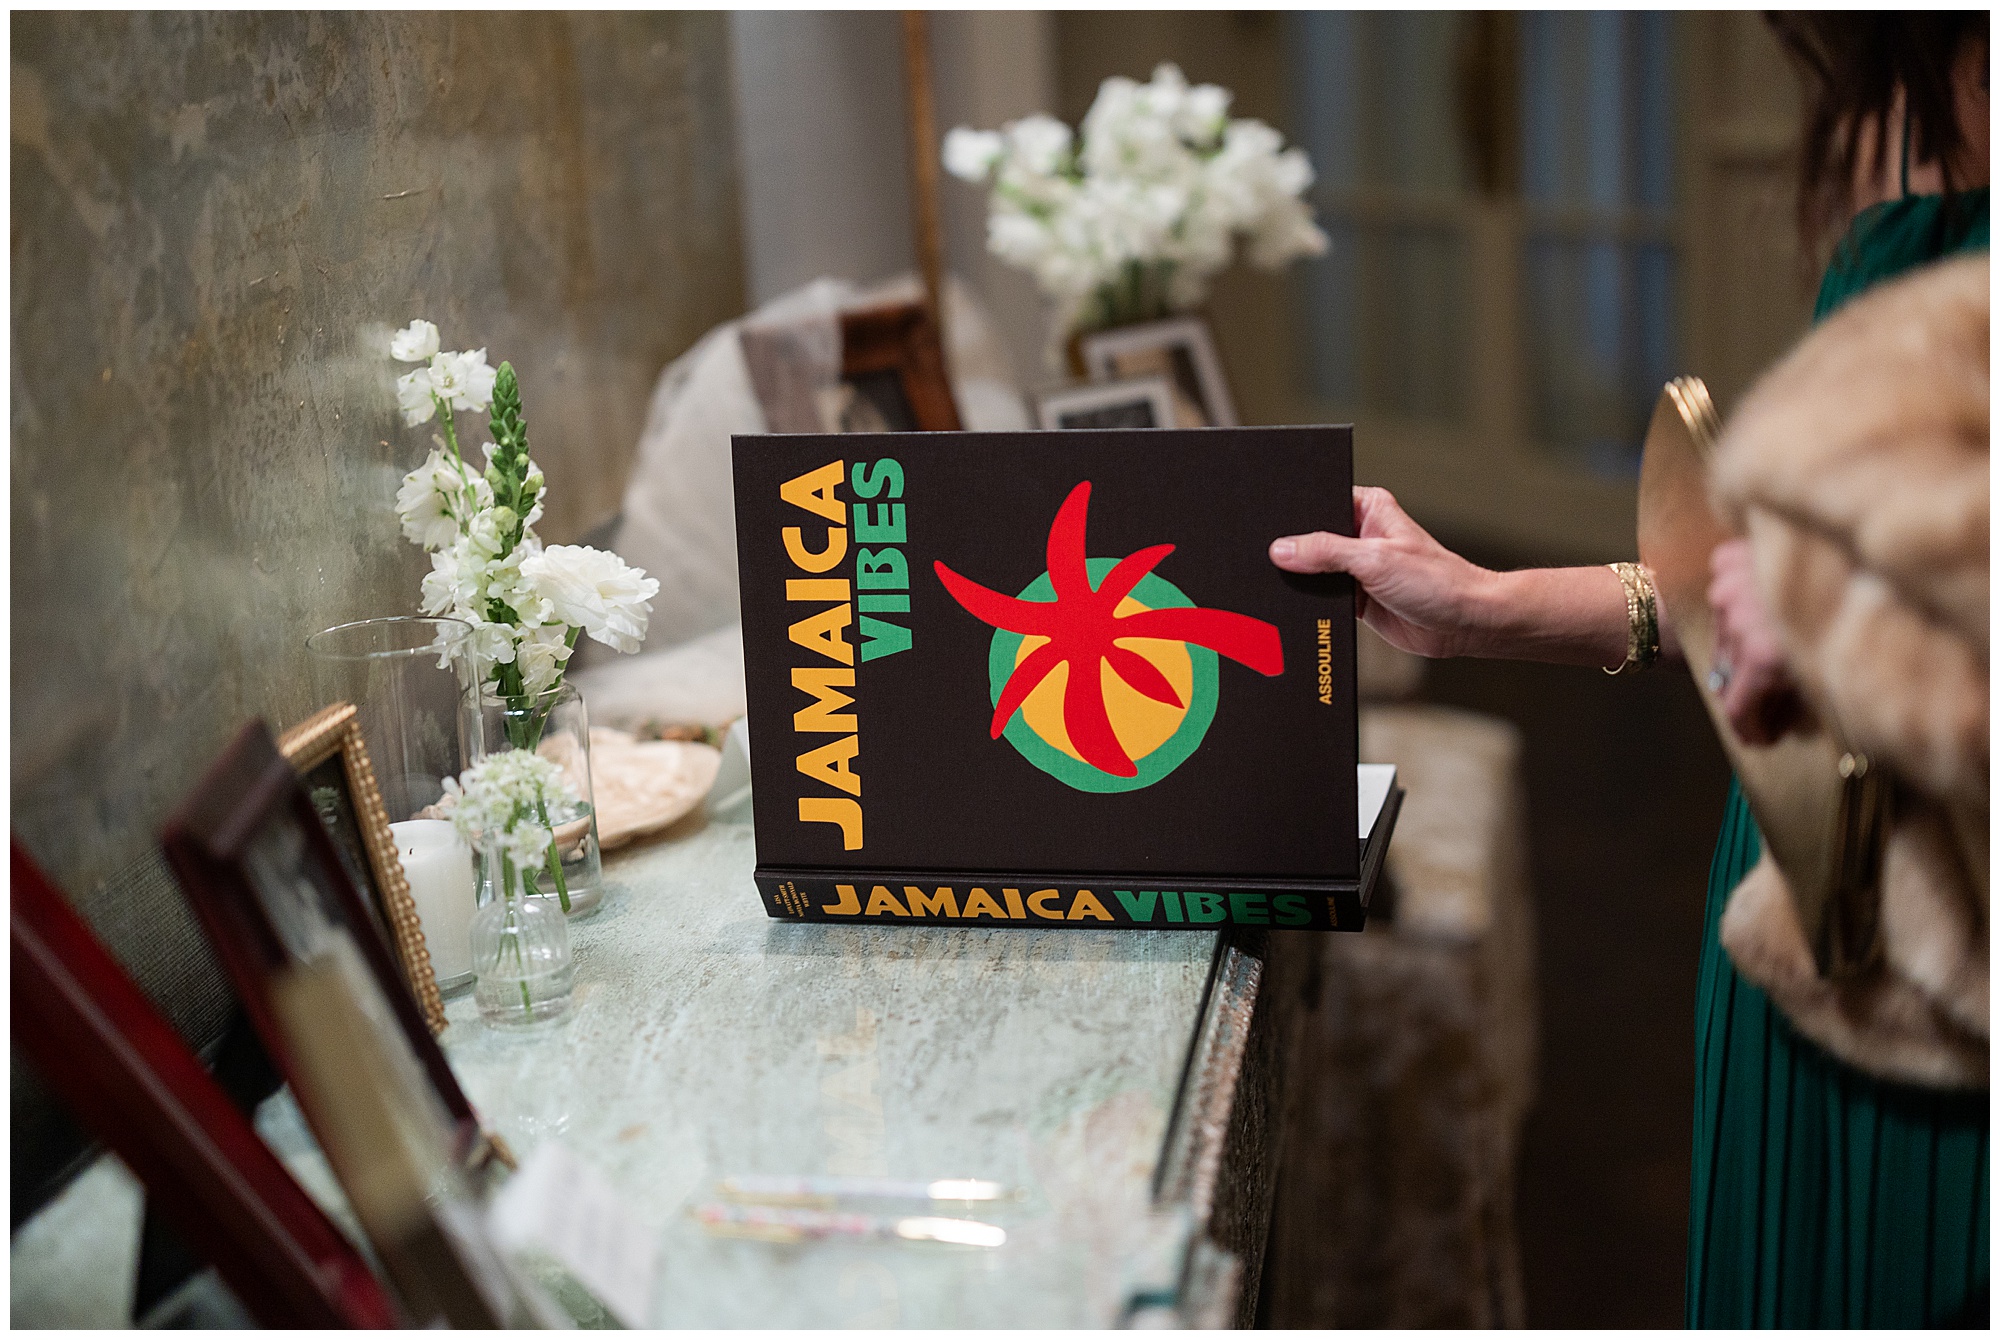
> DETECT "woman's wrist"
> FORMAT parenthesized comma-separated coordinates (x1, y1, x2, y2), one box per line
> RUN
(1466, 565, 1634, 667)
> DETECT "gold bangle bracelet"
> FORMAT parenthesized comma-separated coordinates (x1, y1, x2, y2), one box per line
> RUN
(1603, 561, 1660, 675)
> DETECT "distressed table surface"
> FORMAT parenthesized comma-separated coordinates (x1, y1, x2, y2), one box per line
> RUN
(441, 816, 1222, 1328)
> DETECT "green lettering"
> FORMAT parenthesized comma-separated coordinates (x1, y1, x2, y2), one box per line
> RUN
(850, 459, 905, 500)
(858, 593, 909, 614)
(1228, 892, 1269, 925)
(854, 502, 905, 544)
(1185, 891, 1226, 924)
(1160, 891, 1183, 923)
(856, 548, 908, 590)
(1273, 894, 1311, 927)
(858, 615, 912, 661)
(1113, 889, 1160, 922)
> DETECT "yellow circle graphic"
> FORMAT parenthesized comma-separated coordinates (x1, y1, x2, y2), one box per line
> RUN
(1012, 594, 1195, 766)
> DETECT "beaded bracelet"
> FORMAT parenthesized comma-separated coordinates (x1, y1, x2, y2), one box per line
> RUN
(1603, 561, 1660, 675)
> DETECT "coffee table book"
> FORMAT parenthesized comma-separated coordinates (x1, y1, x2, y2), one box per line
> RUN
(731, 425, 1397, 930)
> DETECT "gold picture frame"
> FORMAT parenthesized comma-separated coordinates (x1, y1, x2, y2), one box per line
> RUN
(278, 702, 446, 1034)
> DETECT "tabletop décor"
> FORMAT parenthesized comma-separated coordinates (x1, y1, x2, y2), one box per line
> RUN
(448, 750, 579, 1029)
(1078, 315, 1238, 428)
(277, 702, 450, 1029)
(161, 721, 539, 1325)
(730, 427, 1399, 930)
(588, 726, 723, 851)
(942, 62, 1328, 350)
(1036, 373, 1179, 431)
(11, 842, 402, 1327)
(387, 317, 661, 915)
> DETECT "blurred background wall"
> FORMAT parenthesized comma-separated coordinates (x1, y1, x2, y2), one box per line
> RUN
(10, 8, 743, 1217)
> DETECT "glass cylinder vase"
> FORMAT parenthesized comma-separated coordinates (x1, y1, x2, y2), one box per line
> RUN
(476, 682, 603, 917)
(305, 616, 483, 992)
(471, 860, 574, 1030)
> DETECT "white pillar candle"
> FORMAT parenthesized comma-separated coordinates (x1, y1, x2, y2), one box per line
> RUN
(390, 819, 476, 986)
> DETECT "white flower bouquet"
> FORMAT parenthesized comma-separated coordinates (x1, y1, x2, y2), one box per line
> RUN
(447, 750, 580, 1020)
(388, 318, 658, 713)
(389, 318, 658, 909)
(943, 63, 1329, 342)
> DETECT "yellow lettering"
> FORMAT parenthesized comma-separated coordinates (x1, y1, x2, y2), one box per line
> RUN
(1027, 888, 1066, 920)
(780, 460, 847, 524)
(905, 886, 958, 918)
(865, 885, 909, 917)
(822, 884, 862, 916)
(1002, 887, 1026, 919)
(787, 578, 850, 602)
(792, 667, 856, 733)
(783, 526, 848, 573)
(788, 603, 854, 665)
(1068, 889, 1114, 921)
(796, 735, 860, 796)
(798, 797, 862, 850)
(962, 887, 1005, 919)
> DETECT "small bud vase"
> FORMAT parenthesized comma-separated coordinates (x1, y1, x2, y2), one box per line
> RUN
(477, 682, 603, 917)
(472, 850, 575, 1029)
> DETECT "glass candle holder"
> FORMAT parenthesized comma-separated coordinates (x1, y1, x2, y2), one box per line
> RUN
(477, 682, 603, 917)
(306, 616, 483, 991)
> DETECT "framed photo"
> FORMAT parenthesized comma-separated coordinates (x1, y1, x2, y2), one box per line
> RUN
(1035, 375, 1179, 431)
(277, 702, 444, 1033)
(830, 298, 963, 433)
(11, 841, 401, 1327)
(1080, 316, 1238, 428)
(739, 296, 962, 435)
(161, 721, 532, 1325)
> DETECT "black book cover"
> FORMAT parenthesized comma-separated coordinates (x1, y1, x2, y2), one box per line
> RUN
(731, 426, 1375, 930)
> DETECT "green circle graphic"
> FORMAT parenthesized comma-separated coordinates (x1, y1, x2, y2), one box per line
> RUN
(986, 557, 1220, 793)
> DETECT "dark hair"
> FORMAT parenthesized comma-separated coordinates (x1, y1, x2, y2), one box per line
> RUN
(1765, 12, 1986, 254)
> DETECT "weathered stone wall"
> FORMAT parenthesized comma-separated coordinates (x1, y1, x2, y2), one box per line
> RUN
(11, 12, 744, 900)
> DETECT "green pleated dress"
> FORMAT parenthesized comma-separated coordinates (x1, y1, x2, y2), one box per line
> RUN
(1686, 188, 1991, 1328)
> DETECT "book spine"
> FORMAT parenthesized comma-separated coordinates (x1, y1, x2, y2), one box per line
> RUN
(756, 873, 1368, 932)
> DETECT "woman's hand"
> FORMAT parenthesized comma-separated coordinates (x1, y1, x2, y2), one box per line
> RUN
(1268, 486, 1498, 657)
(1707, 537, 1807, 745)
(1269, 487, 1641, 668)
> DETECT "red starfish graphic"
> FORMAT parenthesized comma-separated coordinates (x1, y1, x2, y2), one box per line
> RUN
(935, 480, 1284, 778)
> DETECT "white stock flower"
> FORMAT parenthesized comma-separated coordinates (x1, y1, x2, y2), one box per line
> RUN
(951, 61, 1326, 332)
(942, 127, 1004, 181)
(428, 348, 497, 414)
(390, 319, 441, 363)
(396, 368, 437, 426)
(447, 750, 578, 873)
(395, 449, 472, 549)
(519, 544, 658, 656)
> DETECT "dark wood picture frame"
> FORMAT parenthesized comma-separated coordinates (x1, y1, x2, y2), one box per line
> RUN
(11, 840, 401, 1328)
(160, 720, 522, 1323)
(278, 702, 446, 1033)
(839, 298, 964, 432)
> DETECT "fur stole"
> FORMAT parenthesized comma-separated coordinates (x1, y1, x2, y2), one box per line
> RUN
(1709, 254, 1988, 1089)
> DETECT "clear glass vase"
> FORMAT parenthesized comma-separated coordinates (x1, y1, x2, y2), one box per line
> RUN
(477, 682, 603, 917)
(471, 868, 575, 1030)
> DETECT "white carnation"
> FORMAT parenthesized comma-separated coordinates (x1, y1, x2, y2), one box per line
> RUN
(390, 318, 441, 363)
(514, 625, 574, 698)
(519, 544, 658, 656)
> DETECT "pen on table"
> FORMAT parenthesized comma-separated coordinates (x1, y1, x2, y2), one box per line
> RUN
(690, 1202, 1007, 1247)
(715, 1174, 1016, 1206)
